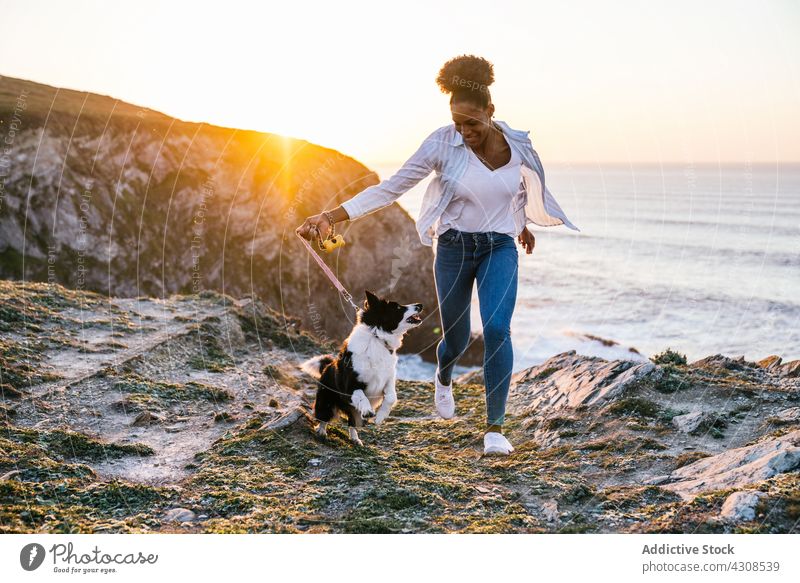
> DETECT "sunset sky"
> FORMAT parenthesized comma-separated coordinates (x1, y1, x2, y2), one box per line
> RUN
(1, 0, 798, 166)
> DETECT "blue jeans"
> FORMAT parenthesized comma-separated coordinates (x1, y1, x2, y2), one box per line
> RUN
(433, 228, 519, 426)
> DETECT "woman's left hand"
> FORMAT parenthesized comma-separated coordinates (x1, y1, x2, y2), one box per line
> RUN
(518, 227, 535, 254)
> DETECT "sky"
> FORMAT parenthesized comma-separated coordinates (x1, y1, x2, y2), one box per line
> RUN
(1, 0, 798, 166)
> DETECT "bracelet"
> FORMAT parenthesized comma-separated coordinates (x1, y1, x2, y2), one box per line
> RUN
(322, 210, 335, 230)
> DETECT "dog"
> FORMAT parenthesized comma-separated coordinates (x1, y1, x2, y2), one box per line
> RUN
(299, 289, 423, 446)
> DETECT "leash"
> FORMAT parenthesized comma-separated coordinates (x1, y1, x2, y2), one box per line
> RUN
(295, 228, 399, 355)
(295, 228, 361, 314)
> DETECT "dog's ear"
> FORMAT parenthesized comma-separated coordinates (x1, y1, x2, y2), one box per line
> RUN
(364, 289, 379, 308)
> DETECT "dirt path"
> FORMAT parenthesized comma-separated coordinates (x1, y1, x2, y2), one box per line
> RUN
(6, 291, 310, 485)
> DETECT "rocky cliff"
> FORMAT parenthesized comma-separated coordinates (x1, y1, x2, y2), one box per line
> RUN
(0, 74, 478, 363)
(1, 280, 797, 533)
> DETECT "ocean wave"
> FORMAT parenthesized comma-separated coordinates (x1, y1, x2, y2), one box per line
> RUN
(540, 233, 799, 268)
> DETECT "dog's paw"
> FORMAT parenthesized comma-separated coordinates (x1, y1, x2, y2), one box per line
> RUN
(314, 425, 328, 440)
(354, 400, 375, 419)
(374, 410, 389, 425)
(351, 436, 364, 447)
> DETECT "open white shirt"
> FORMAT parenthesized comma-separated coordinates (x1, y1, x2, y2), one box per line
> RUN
(437, 141, 522, 237)
(340, 120, 580, 246)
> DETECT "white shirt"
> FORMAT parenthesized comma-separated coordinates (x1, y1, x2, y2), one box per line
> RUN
(436, 142, 521, 237)
(340, 120, 580, 246)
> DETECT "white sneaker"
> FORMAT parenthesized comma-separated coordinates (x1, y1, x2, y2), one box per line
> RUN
(434, 368, 455, 419)
(484, 432, 514, 455)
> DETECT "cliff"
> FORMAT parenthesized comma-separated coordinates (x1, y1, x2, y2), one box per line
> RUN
(0, 74, 479, 363)
(1, 280, 797, 533)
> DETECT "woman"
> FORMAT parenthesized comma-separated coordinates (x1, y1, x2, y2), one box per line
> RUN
(296, 54, 579, 455)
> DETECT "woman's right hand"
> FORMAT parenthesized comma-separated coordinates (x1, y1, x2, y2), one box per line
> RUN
(295, 213, 332, 242)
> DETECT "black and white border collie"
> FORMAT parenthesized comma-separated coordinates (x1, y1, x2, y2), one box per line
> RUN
(299, 290, 423, 446)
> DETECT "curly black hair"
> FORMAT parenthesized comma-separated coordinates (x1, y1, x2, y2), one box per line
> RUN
(436, 54, 494, 109)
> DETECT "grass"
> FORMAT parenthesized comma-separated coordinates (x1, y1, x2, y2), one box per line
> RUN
(606, 397, 662, 419)
(0, 421, 164, 533)
(234, 297, 336, 354)
(651, 348, 688, 366)
(111, 373, 234, 409)
(1, 424, 154, 462)
(533, 366, 560, 381)
(187, 320, 236, 372)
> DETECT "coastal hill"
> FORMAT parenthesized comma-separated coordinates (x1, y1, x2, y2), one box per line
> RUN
(0, 74, 480, 363)
(0, 280, 797, 533)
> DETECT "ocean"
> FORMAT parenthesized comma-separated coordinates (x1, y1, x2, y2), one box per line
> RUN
(366, 162, 800, 381)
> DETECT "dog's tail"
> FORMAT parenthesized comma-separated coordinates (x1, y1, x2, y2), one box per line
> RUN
(299, 354, 335, 379)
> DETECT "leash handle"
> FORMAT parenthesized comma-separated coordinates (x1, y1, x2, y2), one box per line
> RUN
(296, 231, 361, 313)
(317, 213, 335, 250)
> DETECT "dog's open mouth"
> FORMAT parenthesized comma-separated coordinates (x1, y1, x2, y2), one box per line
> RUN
(406, 313, 422, 324)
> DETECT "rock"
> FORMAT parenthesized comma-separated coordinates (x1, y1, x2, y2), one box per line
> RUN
(421, 331, 484, 368)
(644, 475, 671, 485)
(719, 490, 767, 522)
(213, 411, 235, 423)
(308, 458, 321, 467)
(217, 311, 246, 351)
(0, 470, 22, 481)
(455, 368, 484, 385)
(541, 499, 559, 522)
(691, 354, 757, 371)
(0, 76, 444, 364)
(757, 355, 782, 370)
(770, 407, 800, 424)
(131, 411, 163, 427)
(260, 406, 310, 431)
(777, 360, 800, 378)
(508, 351, 656, 415)
(0, 383, 24, 399)
(672, 411, 711, 434)
(661, 430, 800, 500)
(163, 508, 196, 523)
